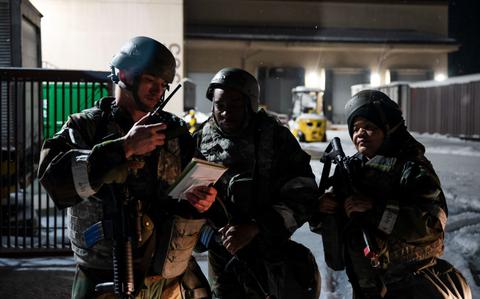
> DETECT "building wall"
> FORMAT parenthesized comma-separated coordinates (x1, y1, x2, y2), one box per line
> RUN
(187, 41, 450, 74)
(185, 0, 454, 120)
(185, 0, 451, 78)
(186, 0, 448, 35)
(186, 39, 452, 116)
(26, 0, 454, 117)
(29, 0, 185, 113)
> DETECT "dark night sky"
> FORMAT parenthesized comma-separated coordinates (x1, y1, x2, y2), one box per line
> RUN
(448, 0, 480, 76)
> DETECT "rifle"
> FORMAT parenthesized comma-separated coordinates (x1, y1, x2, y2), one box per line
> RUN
(319, 137, 386, 297)
(198, 197, 277, 299)
(319, 137, 380, 270)
(92, 185, 137, 298)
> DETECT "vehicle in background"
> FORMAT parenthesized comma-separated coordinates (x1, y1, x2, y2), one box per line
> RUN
(183, 109, 210, 134)
(290, 113, 327, 142)
(289, 86, 327, 142)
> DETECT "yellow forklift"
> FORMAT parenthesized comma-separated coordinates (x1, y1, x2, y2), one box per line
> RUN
(289, 86, 327, 142)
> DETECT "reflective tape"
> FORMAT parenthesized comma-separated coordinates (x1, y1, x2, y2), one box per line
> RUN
(71, 153, 96, 199)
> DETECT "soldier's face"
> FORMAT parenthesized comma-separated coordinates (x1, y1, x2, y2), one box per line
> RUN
(352, 117, 385, 159)
(212, 88, 247, 134)
(136, 73, 169, 111)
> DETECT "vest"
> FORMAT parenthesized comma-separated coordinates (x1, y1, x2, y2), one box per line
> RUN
(67, 98, 182, 269)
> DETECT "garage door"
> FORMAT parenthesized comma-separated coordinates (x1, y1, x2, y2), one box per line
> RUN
(330, 69, 369, 124)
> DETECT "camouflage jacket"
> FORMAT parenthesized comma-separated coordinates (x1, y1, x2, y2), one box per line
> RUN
(332, 132, 447, 289)
(194, 110, 318, 251)
(38, 97, 194, 269)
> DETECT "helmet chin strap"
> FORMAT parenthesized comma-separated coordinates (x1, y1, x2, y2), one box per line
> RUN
(117, 80, 128, 90)
(130, 77, 151, 113)
(112, 68, 153, 113)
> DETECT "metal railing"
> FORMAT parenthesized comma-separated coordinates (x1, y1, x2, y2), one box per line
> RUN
(0, 68, 112, 256)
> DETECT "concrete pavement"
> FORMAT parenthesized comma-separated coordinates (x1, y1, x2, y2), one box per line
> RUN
(0, 254, 209, 299)
(0, 257, 75, 298)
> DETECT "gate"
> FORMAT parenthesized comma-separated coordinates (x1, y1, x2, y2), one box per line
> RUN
(0, 68, 112, 256)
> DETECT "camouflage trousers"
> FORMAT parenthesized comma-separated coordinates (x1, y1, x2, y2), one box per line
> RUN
(72, 258, 211, 299)
(71, 266, 181, 299)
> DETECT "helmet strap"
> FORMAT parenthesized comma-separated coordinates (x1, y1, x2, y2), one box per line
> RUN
(110, 67, 132, 91)
(115, 69, 153, 113)
(371, 99, 404, 136)
(386, 121, 403, 135)
(372, 100, 390, 135)
(131, 75, 153, 113)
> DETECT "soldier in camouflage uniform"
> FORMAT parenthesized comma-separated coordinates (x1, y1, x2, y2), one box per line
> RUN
(315, 90, 471, 299)
(193, 68, 320, 299)
(38, 36, 217, 299)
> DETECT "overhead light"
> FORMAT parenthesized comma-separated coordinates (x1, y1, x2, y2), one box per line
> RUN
(305, 71, 320, 88)
(370, 72, 381, 87)
(305, 70, 325, 89)
(434, 73, 447, 81)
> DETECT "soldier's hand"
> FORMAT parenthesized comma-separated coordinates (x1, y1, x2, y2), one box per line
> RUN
(183, 185, 217, 213)
(318, 192, 338, 214)
(344, 195, 373, 218)
(123, 113, 167, 159)
(219, 222, 259, 255)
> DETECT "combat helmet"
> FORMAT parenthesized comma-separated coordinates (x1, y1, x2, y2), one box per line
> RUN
(345, 89, 404, 137)
(206, 68, 260, 112)
(110, 36, 176, 85)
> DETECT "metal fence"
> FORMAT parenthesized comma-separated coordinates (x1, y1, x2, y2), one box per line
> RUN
(379, 75, 480, 139)
(409, 77, 480, 139)
(0, 68, 111, 256)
